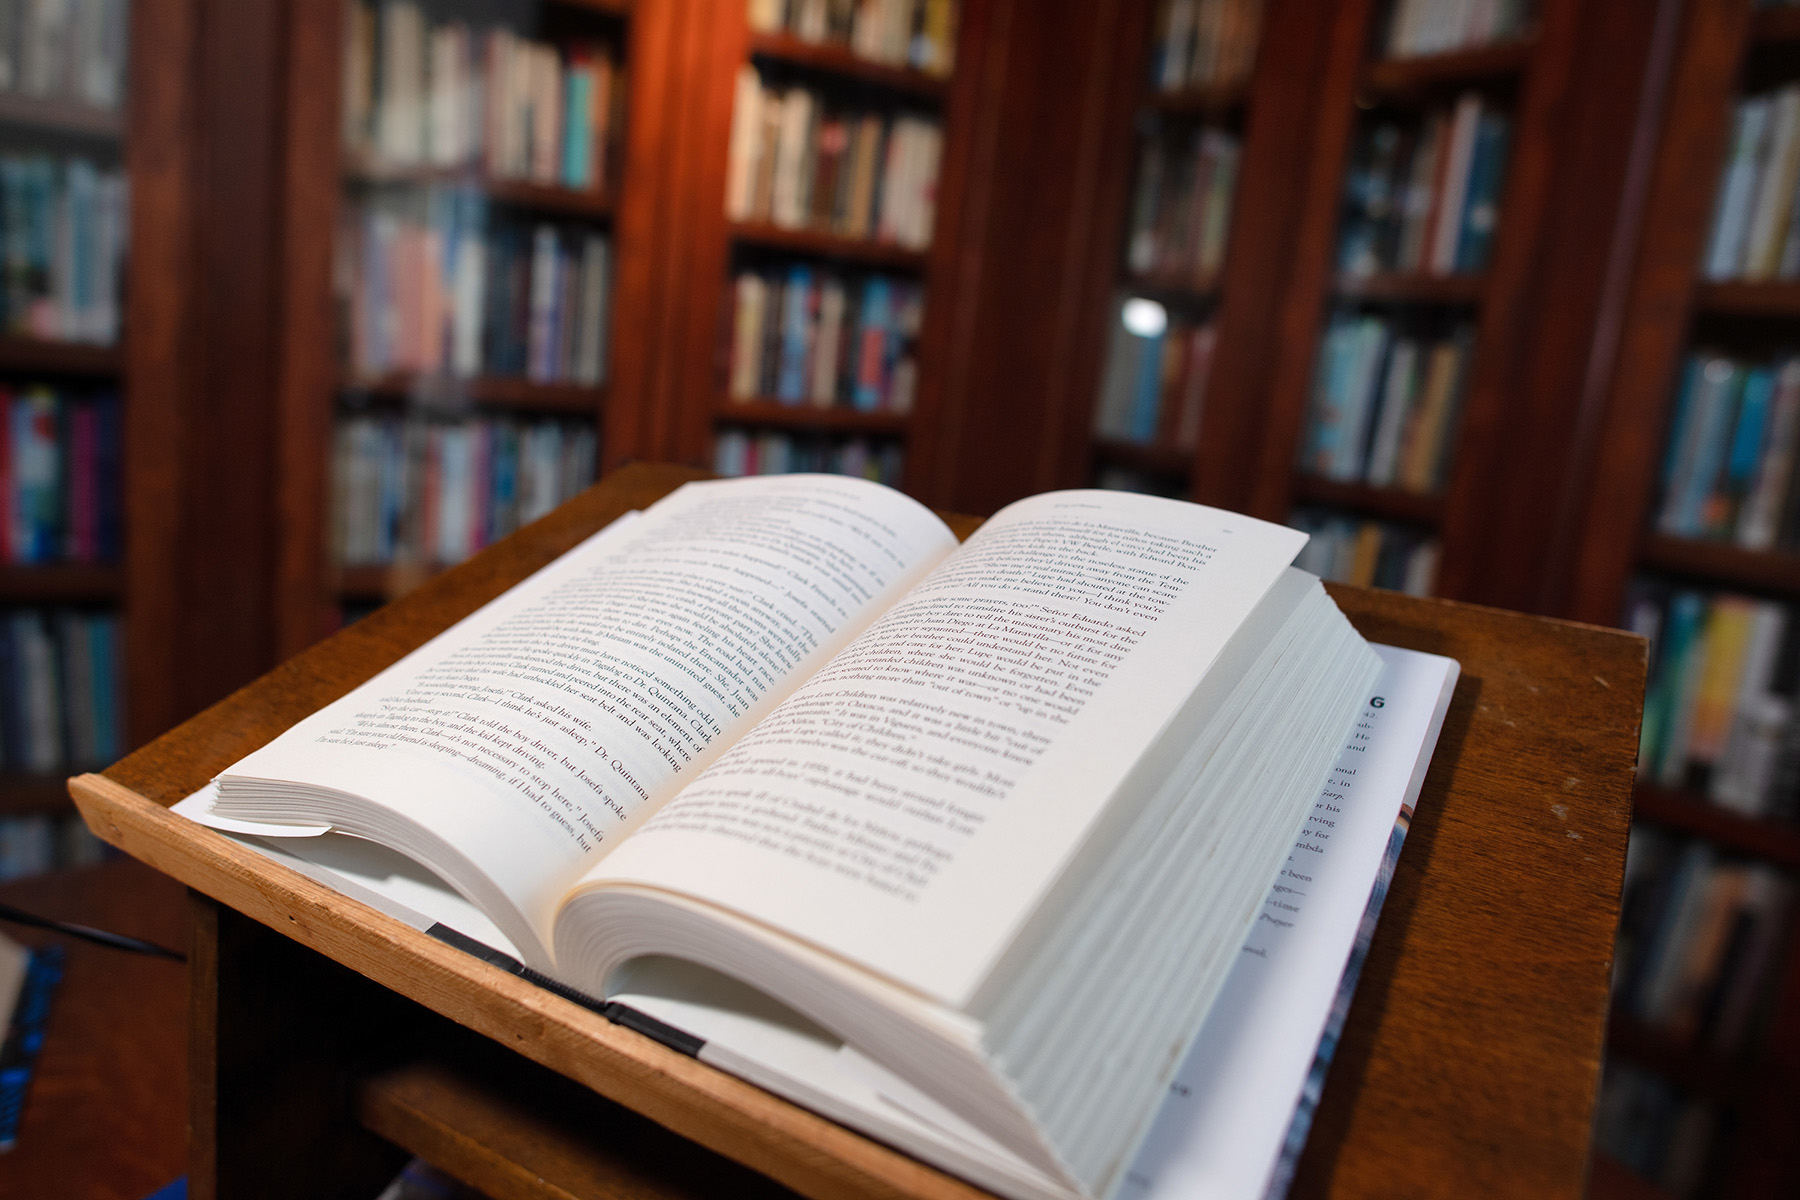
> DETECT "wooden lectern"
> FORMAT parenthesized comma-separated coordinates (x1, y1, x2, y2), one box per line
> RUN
(69, 464, 1645, 1200)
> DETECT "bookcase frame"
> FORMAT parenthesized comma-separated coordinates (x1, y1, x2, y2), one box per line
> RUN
(1554, 2, 1800, 1196)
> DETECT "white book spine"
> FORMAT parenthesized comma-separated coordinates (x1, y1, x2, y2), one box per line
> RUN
(1705, 99, 1772, 280)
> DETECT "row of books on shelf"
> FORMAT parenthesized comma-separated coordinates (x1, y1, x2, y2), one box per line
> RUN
(726, 69, 942, 251)
(0, 810, 107, 881)
(1656, 352, 1800, 548)
(0, 0, 126, 112)
(2, 154, 125, 346)
(1339, 94, 1510, 280)
(1701, 85, 1800, 283)
(1125, 127, 1239, 285)
(0, 386, 118, 565)
(1614, 828, 1790, 1053)
(1301, 314, 1469, 492)
(1630, 586, 1800, 819)
(333, 414, 596, 568)
(1593, 1062, 1714, 1200)
(343, 188, 611, 385)
(1288, 510, 1440, 597)
(341, 1, 621, 192)
(713, 428, 903, 486)
(746, 0, 958, 76)
(727, 265, 920, 412)
(1092, 302, 1212, 448)
(1380, 0, 1533, 60)
(0, 608, 121, 774)
(1146, 0, 1263, 94)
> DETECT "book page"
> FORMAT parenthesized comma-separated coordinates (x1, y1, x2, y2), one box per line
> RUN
(1119, 646, 1458, 1200)
(577, 490, 1306, 1004)
(214, 476, 957, 966)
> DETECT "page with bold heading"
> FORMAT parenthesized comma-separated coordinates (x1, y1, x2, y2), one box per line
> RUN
(217, 476, 958, 965)
(580, 490, 1307, 1005)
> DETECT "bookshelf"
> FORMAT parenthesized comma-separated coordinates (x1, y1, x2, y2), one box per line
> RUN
(0, 0, 145, 845)
(1558, 3, 1800, 1195)
(665, 0, 976, 499)
(271, 0, 655, 656)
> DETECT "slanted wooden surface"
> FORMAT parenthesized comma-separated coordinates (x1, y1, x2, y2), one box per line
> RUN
(70, 462, 1643, 1200)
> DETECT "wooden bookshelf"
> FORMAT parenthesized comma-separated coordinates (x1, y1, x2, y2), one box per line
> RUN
(1290, 474, 1443, 526)
(340, 374, 606, 416)
(1590, 1154, 1680, 1200)
(1122, 270, 1221, 306)
(715, 400, 910, 435)
(344, 161, 616, 221)
(1632, 785, 1800, 870)
(0, 774, 79, 816)
(1333, 271, 1486, 305)
(1143, 78, 1250, 118)
(0, 564, 125, 604)
(728, 221, 931, 271)
(0, 336, 123, 377)
(747, 31, 950, 101)
(1358, 36, 1537, 100)
(1607, 1010, 1744, 1101)
(1092, 437, 1192, 477)
(1638, 536, 1800, 601)
(1691, 280, 1800, 318)
(0, 92, 124, 139)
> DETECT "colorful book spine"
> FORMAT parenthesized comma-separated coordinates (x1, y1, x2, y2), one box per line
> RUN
(1288, 509, 1440, 597)
(1148, 0, 1265, 91)
(712, 427, 904, 487)
(749, 0, 960, 76)
(1383, 0, 1531, 59)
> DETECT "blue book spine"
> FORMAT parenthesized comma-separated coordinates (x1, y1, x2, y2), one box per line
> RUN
(1724, 365, 1776, 531)
(95, 393, 121, 562)
(1129, 331, 1166, 443)
(1455, 113, 1510, 273)
(563, 70, 592, 189)
(1659, 356, 1703, 496)
(1676, 363, 1744, 534)
(854, 278, 891, 411)
(0, 617, 21, 772)
(0, 946, 64, 1151)
(776, 267, 813, 404)
(90, 614, 119, 765)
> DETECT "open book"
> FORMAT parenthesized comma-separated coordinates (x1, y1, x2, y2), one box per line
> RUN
(185, 475, 1401, 1199)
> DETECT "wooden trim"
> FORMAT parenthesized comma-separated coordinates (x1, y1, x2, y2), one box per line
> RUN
(1142, 78, 1249, 118)
(747, 31, 951, 101)
(715, 399, 911, 435)
(121, 0, 200, 747)
(0, 774, 76, 816)
(1560, 0, 1755, 624)
(1605, 1011, 1742, 1099)
(1691, 280, 1800, 318)
(1092, 437, 1191, 477)
(1751, 5, 1800, 46)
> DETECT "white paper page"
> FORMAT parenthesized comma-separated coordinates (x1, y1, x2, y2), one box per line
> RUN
(1117, 645, 1458, 1200)
(216, 476, 958, 965)
(582, 489, 1306, 1005)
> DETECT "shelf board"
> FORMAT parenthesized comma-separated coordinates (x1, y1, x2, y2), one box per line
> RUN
(1143, 78, 1250, 118)
(729, 221, 930, 271)
(1638, 535, 1800, 601)
(340, 374, 605, 415)
(0, 563, 123, 603)
(344, 161, 614, 220)
(1691, 279, 1800, 319)
(0, 335, 122, 377)
(1752, 5, 1800, 46)
(554, 0, 631, 14)
(1291, 475, 1444, 525)
(1359, 37, 1537, 101)
(716, 399, 910, 435)
(0, 773, 75, 815)
(1121, 270, 1220, 305)
(1632, 784, 1800, 870)
(747, 32, 950, 101)
(1092, 437, 1192, 476)
(1605, 1010, 1742, 1100)
(0, 91, 123, 139)
(1588, 1154, 1677, 1200)
(336, 563, 442, 605)
(1335, 271, 1485, 305)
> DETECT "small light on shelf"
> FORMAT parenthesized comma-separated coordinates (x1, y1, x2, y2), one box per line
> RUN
(1121, 297, 1168, 338)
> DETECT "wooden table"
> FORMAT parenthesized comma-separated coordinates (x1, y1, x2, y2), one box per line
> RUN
(0, 858, 187, 1200)
(67, 463, 1646, 1200)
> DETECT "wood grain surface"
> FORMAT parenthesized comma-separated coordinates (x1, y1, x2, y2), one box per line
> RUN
(70, 462, 1643, 1200)
(0, 859, 188, 1200)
